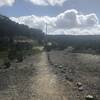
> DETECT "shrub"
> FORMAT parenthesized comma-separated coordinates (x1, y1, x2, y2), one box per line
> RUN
(8, 49, 17, 60)
(3, 59, 11, 69)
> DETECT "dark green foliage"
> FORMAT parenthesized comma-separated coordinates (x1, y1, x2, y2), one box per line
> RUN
(47, 35, 100, 53)
(0, 14, 45, 49)
(7, 42, 33, 61)
(0, 14, 45, 63)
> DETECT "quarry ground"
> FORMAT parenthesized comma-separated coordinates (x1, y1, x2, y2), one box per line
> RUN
(0, 51, 100, 100)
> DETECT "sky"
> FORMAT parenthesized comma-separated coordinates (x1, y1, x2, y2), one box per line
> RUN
(0, 0, 100, 35)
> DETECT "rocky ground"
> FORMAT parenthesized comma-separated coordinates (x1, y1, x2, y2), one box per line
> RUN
(48, 50, 100, 100)
(0, 52, 68, 100)
(0, 51, 99, 100)
(0, 54, 39, 100)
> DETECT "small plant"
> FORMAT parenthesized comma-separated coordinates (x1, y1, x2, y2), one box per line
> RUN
(3, 59, 11, 69)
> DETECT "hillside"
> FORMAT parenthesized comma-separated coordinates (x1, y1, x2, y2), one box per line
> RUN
(0, 14, 44, 49)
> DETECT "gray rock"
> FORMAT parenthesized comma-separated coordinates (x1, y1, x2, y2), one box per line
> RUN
(77, 82, 82, 87)
(78, 86, 84, 91)
(59, 65, 63, 68)
(85, 95, 94, 100)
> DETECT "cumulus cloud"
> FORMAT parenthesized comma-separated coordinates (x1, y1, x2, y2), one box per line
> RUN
(0, 0, 15, 7)
(27, 0, 66, 6)
(10, 9, 100, 35)
(55, 9, 99, 29)
(77, 13, 99, 27)
(55, 9, 78, 28)
(11, 15, 56, 32)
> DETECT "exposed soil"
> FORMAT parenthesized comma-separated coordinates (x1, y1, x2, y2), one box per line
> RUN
(0, 51, 99, 100)
(0, 52, 68, 100)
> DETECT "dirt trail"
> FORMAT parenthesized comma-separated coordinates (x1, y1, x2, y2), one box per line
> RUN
(30, 52, 67, 100)
(0, 52, 68, 100)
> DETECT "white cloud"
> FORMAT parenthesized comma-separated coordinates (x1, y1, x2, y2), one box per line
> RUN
(27, 0, 66, 6)
(55, 9, 78, 28)
(10, 9, 100, 35)
(0, 0, 15, 7)
(55, 9, 99, 29)
(11, 15, 56, 32)
(49, 26, 100, 35)
(77, 13, 99, 27)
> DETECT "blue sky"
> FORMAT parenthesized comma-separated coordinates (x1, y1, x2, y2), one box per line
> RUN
(0, 0, 100, 18)
(0, 0, 100, 35)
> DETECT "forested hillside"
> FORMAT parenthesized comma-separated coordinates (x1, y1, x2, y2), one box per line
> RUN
(0, 14, 45, 64)
(0, 14, 44, 49)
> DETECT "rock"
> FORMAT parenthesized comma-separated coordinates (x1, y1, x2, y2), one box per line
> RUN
(85, 95, 94, 100)
(78, 86, 84, 91)
(77, 82, 82, 87)
(76, 82, 84, 92)
(59, 65, 63, 68)
(54, 64, 58, 67)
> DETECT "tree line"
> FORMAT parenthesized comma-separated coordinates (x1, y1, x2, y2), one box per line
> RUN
(47, 35, 100, 54)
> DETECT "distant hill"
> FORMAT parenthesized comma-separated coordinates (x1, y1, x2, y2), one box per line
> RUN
(47, 35, 100, 53)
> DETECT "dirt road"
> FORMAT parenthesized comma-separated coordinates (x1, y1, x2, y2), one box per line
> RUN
(30, 52, 68, 100)
(0, 52, 68, 100)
